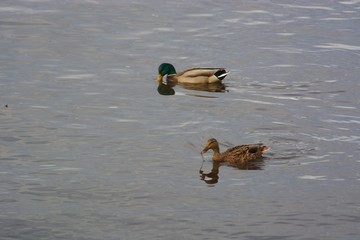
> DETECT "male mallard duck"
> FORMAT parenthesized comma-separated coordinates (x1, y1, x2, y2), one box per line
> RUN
(201, 138, 269, 164)
(157, 63, 229, 84)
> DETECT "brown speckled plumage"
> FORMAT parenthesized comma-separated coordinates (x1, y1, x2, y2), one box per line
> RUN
(201, 138, 269, 164)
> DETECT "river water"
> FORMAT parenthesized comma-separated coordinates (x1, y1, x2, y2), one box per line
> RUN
(0, 1, 359, 239)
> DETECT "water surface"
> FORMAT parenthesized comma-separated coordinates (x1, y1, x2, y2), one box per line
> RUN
(0, 0, 359, 239)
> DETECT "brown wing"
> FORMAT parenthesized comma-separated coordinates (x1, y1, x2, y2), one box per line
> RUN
(220, 143, 268, 163)
(223, 144, 251, 156)
(222, 144, 264, 160)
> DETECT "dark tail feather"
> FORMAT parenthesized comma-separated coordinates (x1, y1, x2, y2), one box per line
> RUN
(261, 146, 270, 153)
(248, 145, 270, 154)
(214, 69, 228, 81)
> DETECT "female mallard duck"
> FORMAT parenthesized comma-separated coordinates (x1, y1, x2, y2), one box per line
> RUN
(157, 63, 229, 84)
(201, 138, 269, 164)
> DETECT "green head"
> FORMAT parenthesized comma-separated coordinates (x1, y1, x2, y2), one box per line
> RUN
(157, 63, 176, 81)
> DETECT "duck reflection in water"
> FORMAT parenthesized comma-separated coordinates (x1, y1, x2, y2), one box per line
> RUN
(157, 81, 227, 96)
(200, 161, 221, 185)
(157, 81, 176, 95)
(199, 158, 265, 185)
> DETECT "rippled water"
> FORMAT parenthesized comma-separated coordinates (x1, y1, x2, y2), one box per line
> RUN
(1, 0, 359, 239)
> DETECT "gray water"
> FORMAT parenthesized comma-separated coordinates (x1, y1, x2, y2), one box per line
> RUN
(0, 1, 359, 239)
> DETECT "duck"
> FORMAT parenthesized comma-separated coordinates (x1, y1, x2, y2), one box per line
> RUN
(201, 138, 269, 164)
(157, 63, 229, 84)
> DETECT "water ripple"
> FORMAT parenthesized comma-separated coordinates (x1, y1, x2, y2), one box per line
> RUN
(298, 175, 327, 180)
(322, 119, 360, 124)
(340, 0, 360, 4)
(315, 43, 360, 51)
(278, 4, 334, 11)
(302, 133, 360, 143)
(234, 98, 284, 106)
(57, 74, 97, 79)
(243, 21, 269, 26)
